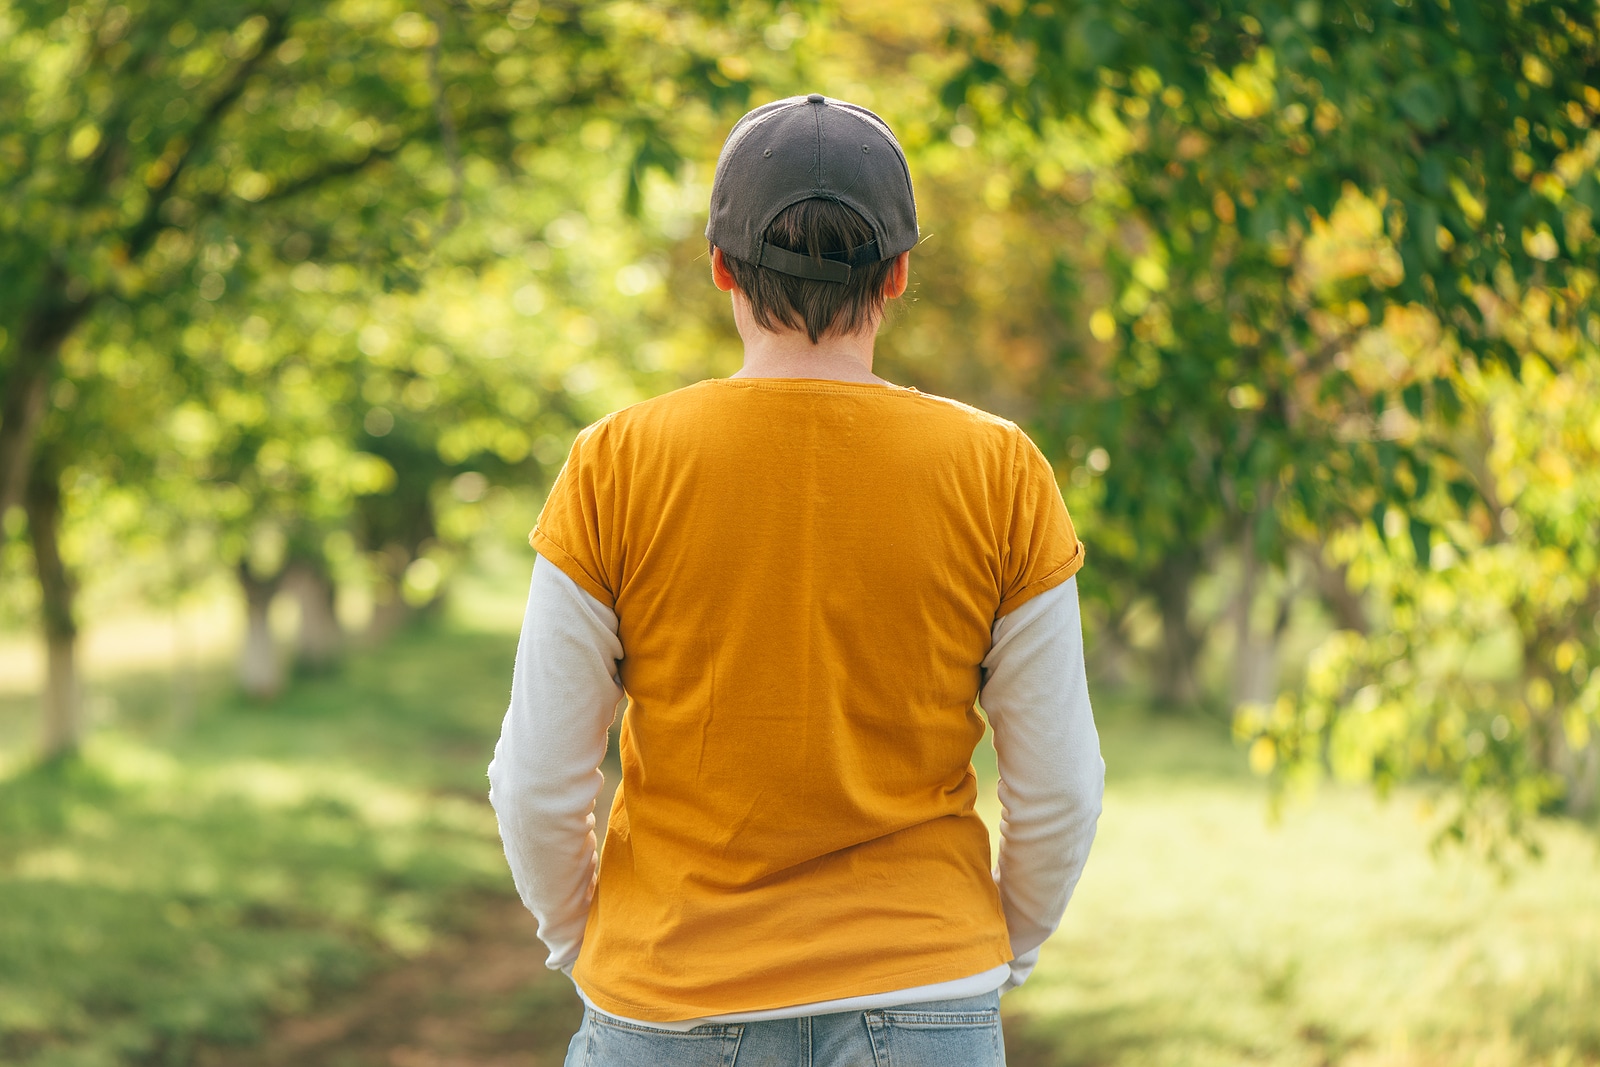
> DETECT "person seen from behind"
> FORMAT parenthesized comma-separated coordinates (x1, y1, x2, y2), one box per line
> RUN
(488, 93, 1105, 1067)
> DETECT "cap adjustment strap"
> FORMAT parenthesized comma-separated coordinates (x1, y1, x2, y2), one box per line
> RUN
(755, 239, 881, 284)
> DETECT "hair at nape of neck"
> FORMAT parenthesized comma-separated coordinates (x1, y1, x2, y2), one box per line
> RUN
(717, 198, 900, 344)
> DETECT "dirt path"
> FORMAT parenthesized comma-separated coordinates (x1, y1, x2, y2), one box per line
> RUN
(204, 896, 1057, 1067)
(200, 898, 584, 1067)
(206, 753, 1050, 1067)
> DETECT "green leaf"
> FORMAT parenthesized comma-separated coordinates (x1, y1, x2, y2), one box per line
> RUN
(1419, 155, 1448, 197)
(1572, 173, 1600, 215)
(1434, 377, 1462, 423)
(1409, 517, 1432, 566)
(1066, 12, 1120, 71)
(1396, 75, 1450, 131)
(1413, 202, 1442, 268)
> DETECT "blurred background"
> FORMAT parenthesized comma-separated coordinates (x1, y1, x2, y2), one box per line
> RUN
(2, 1, 1599, 1064)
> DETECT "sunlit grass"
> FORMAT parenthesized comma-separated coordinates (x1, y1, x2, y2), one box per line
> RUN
(999, 707, 1600, 1067)
(1, 615, 1597, 1066)
(0, 623, 518, 1067)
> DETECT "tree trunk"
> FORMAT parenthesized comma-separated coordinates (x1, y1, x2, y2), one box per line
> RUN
(1536, 668, 1600, 818)
(367, 543, 415, 639)
(1230, 530, 1261, 707)
(238, 563, 285, 700)
(24, 459, 80, 759)
(1152, 555, 1203, 711)
(1090, 599, 1133, 687)
(287, 557, 343, 672)
(1230, 537, 1297, 708)
(0, 357, 50, 535)
(1566, 739, 1599, 818)
(1314, 556, 1368, 633)
(0, 287, 93, 550)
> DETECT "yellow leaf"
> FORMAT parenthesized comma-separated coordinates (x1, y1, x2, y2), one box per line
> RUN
(1522, 225, 1559, 261)
(1567, 710, 1591, 750)
(1089, 309, 1117, 342)
(68, 124, 102, 160)
(232, 171, 273, 202)
(1249, 737, 1277, 775)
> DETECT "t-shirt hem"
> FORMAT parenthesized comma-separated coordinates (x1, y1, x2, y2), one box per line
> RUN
(529, 528, 614, 608)
(996, 541, 1085, 618)
(574, 945, 1012, 1023)
(576, 963, 1011, 1031)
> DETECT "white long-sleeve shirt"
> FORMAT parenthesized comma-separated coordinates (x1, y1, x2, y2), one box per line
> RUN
(488, 553, 1103, 1027)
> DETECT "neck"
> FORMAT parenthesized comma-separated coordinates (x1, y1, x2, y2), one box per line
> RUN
(729, 306, 888, 385)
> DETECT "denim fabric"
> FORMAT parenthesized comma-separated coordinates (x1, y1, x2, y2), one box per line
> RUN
(562, 990, 1005, 1067)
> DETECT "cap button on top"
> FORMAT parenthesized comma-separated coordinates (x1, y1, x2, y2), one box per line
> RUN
(806, 93, 825, 104)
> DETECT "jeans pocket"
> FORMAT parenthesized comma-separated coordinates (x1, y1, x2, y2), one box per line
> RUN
(581, 1010, 744, 1067)
(865, 1006, 1004, 1067)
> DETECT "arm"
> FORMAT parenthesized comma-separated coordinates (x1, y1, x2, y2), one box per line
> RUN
(979, 575, 1105, 991)
(487, 553, 624, 973)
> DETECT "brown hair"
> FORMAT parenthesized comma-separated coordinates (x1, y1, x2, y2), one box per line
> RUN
(717, 198, 898, 343)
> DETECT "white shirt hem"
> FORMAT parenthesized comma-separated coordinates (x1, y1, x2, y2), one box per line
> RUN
(576, 963, 1012, 1031)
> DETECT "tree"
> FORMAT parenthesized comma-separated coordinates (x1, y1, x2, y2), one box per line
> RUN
(944, 0, 1600, 834)
(1241, 284, 1600, 852)
(22, 446, 79, 756)
(948, 1, 1600, 704)
(0, 0, 776, 751)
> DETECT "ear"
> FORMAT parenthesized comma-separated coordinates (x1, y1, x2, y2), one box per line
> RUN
(711, 247, 737, 293)
(884, 251, 910, 300)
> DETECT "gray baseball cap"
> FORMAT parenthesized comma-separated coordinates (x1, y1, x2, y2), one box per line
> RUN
(706, 93, 918, 284)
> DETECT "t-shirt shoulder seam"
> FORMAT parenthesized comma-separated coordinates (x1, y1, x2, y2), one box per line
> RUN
(1001, 425, 1023, 580)
(591, 382, 716, 429)
(909, 391, 1018, 428)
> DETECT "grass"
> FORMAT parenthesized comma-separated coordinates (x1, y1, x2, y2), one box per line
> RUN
(0, 623, 521, 1067)
(1, 615, 1598, 1067)
(1001, 707, 1600, 1067)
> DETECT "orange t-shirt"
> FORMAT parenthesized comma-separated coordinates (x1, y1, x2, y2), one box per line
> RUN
(530, 377, 1084, 1021)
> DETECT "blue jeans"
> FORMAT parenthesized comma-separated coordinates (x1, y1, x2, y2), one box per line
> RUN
(562, 990, 1006, 1067)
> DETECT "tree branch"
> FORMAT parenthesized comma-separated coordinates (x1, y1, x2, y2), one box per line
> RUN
(122, 10, 289, 262)
(251, 141, 411, 207)
(248, 106, 514, 208)
(426, 0, 464, 234)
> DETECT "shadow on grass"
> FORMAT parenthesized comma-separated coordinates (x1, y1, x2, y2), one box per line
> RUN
(193, 896, 584, 1067)
(7, 628, 1595, 1067)
(1513, 955, 1600, 1063)
(0, 621, 522, 1067)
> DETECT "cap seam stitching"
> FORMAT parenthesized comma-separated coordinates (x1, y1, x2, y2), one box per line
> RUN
(813, 102, 823, 192)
